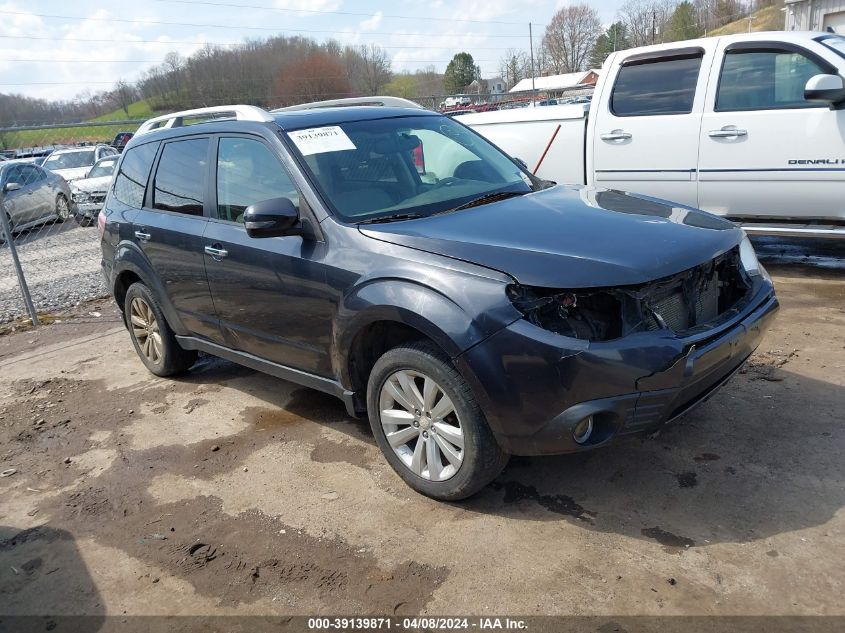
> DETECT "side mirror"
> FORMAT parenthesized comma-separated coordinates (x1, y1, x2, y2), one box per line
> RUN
(243, 197, 302, 238)
(3, 182, 21, 193)
(804, 74, 845, 104)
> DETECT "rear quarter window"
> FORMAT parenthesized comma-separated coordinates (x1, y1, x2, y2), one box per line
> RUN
(113, 142, 159, 208)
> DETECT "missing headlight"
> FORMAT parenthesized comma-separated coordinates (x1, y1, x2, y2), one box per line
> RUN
(507, 285, 630, 341)
(507, 247, 752, 341)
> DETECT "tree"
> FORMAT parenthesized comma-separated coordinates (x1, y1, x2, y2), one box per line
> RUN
(542, 4, 603, 74)
(498, 49, 531, 90)
(113, 80, 136, 117)
(590, 22, 629, 68)
(443, 52, 479, 94)
(617, 0, 677, 47)
(666, 1, 702, 41)
(347, 44, 392, 95)
(384, 73, 419, 99)
(276, 53, 351, 105)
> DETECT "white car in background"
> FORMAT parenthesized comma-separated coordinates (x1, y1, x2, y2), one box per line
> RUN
(42, 144, 117, 183)
(69, 155, 118, 225)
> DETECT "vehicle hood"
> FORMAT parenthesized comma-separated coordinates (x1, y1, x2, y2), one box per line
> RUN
(50, 167, 91, 182)
(359, 186, 743, 288)
(71, 176, 111, 192)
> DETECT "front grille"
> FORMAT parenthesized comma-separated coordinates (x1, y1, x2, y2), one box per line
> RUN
(644, 248, 748, 334)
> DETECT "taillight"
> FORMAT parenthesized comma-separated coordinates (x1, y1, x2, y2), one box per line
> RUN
(97, 210, 106, 239)
(413, 144, 425, 175)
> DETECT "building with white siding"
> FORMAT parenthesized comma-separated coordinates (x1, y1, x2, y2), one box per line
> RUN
(785, 0, 845, 33)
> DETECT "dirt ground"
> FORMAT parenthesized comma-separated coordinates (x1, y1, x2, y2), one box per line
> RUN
(0, 252, 843, 622)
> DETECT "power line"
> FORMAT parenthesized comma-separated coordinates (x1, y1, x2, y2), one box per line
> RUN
(0, 34, 517, 51)
(153, 0, 527, 25)
(0, 10, 530, 38)
(1, 58, 495, 63)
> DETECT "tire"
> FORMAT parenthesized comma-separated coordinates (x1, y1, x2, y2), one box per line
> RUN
(366, 341, 508, 501)
(0, 213, 13, 244)
(55, 194, 70, 222)
(124, 282, 197, 377)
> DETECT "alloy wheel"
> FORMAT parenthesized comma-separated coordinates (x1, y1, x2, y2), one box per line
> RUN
(56, 195, 70, 220)
(378, 369, 465, 481)
(129, 297, 163, 364)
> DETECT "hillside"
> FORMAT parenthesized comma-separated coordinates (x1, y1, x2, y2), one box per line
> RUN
(709, 5, 784, 35)
(91, 100, 156, 122)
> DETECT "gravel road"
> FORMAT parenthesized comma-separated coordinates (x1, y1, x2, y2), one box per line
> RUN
(0, 220, 105, 323)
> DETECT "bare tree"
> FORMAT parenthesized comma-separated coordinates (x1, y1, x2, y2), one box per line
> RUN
(347, 44, 392, 95)
(498, 49, 531, 89)
(542, 4, 603, 74)
(617, 0, 679, 47)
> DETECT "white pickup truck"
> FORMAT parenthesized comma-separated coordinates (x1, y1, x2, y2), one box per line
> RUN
(459, 31, 845, 239)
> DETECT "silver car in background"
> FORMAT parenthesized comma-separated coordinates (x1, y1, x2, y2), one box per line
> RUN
(1, 161, 73, 237)
(42, 145, 117, 183)
(70, 155, 118, 225)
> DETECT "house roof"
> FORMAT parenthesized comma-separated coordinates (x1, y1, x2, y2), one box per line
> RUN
(509, 70, 599, 93)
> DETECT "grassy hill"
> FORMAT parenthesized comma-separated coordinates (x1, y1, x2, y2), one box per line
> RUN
(0, 100, 154, 151)
(709, 5, 784, 35)
(91, 100, 156, 122)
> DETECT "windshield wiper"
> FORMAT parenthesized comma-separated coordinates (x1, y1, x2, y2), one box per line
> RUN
(451, 190, 527, 212)
(356, 212, 426, 225)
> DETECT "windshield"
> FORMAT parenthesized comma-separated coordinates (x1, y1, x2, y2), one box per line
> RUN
(44, 150, 96, 170)
(86, 158, 117, 179)
(286, 115, 535, 222)
(818, 34, 845, 60)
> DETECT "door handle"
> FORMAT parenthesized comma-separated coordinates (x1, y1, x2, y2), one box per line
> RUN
(134, 230, 151, 241)
(708, 127, 747, 138)
(600, 130, 632, 141)
(204, 245, 228, 260)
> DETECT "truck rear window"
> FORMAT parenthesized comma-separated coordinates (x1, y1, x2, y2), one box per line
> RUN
(610, 55, 702, 116)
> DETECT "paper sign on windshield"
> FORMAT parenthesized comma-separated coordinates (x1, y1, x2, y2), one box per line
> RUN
(288, 126, 356, 155)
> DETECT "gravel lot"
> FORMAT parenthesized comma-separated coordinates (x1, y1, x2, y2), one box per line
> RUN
(0, 243, 842, 626)
(0, 220, 105, 324)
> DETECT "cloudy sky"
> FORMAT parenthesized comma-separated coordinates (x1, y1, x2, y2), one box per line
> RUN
(0, 0, 623, 101)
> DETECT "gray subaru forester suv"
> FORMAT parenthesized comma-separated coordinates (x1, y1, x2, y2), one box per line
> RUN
(100, 99, 777, 500)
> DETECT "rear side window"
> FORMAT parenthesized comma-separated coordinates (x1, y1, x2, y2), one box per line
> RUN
(611, 54, 703, 116)
(153, 138, 209, 216)
(716, 49, 827, 111)
(216, 138, 299, 223)
(113, 142, 159, 208)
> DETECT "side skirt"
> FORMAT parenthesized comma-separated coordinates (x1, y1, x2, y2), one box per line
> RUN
(175, 335, 359, 418)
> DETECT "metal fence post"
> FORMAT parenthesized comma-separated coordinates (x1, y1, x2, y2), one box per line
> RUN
(0, 188, 39, 326)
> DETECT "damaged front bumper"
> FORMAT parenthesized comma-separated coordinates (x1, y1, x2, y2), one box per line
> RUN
(455, 280, 778, 456)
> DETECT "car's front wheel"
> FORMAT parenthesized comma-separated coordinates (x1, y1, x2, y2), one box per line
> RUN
(367, 341, 508, 500)
(124, 282, 197, 377)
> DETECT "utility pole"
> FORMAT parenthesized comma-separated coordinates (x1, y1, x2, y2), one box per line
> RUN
(529, 22, 536, 104)
(0, 191, 39, 327)
(652, 10, 657, 44)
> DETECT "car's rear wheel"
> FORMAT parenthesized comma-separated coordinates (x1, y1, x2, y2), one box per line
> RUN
(366, 341, 508, 500)
(124, 282, 197, 377)
(55, 194, 70, 222)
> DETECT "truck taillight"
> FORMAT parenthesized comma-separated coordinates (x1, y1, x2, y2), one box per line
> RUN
(97, 211, 106, 239)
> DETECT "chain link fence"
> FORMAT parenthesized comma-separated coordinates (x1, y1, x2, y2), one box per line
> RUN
(0, 120, 144, 325)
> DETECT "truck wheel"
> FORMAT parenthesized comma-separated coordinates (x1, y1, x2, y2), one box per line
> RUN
(124, 282, 197, 377)
(366, 341, 508, 500)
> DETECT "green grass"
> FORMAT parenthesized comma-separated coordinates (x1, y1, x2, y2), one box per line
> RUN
(0, 99, 154, 150)
(708, 5, 783, 36)
(90, 99, 156, 122)
(0, 123, 142, 151)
